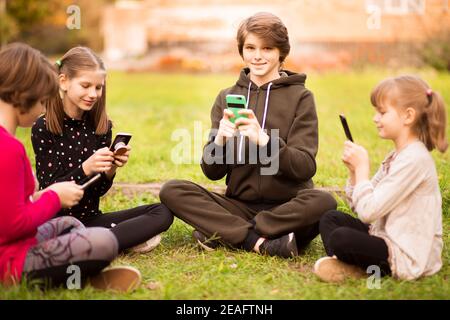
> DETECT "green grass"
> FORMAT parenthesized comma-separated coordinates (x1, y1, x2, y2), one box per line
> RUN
(2, 194, 449, 300)
(3, 69, 450, 299)
(16, 69, 450, 188)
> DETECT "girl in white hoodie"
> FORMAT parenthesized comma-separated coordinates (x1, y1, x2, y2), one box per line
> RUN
(315, 75, 447, 282)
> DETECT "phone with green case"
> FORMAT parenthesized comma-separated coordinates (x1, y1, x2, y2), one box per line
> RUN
(226, 94, 248, 124)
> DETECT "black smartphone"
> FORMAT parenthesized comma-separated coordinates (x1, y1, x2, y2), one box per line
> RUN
(80, 173, 102, 190)
(110, 132, 132, 155)
(339, 114, 354, 142)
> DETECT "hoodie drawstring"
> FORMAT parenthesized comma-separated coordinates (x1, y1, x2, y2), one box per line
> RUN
(246, 82, 252, 107)
(238, 82, 252, 163)
(262, 82, 272, 130)
(238, 81, 272, 163)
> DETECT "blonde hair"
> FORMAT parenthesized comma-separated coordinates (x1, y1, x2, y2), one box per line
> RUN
(371, 75, 448, 153)
(45, 46, 109, 135)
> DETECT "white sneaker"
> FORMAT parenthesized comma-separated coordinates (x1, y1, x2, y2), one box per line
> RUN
(89, 266, 141, 292)
(131, 234, 162, 253)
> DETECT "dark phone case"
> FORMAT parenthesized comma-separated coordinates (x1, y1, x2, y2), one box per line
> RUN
(227, 103, 246, 109)
(339, 115, 354, 142)
(110, 134, 132, 152)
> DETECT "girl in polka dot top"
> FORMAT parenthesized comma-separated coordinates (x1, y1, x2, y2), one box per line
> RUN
(32, 47, 173, 254)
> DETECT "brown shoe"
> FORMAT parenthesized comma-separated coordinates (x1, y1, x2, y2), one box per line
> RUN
(314, 256, 366, 283)
(88, 266, 141, 292)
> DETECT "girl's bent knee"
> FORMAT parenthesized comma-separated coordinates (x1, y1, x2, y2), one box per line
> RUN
(84, 228, 119, 262)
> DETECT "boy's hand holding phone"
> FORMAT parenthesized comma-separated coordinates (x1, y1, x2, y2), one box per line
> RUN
(214, 109, 237, 146)
(235, 109, 269, 146)
(215, 94, 269, 146)
(226, 94, 248, 124)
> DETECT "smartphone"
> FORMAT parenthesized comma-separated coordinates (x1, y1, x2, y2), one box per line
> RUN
(80, 173, 102, 190)
(110, 132, 132, 156)
(339, 114, 354, 142)
(226, 94, 248, 124)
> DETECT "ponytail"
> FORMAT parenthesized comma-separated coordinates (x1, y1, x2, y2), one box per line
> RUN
(421, 90, 448, 153)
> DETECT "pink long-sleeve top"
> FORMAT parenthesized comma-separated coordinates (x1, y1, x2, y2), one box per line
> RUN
(0, 125, 60, 285)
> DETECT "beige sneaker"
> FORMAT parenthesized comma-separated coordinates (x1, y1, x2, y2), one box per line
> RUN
(89, 266, 141, 292)
(131, 234, 162, 254)
(314, 256, 366, 283)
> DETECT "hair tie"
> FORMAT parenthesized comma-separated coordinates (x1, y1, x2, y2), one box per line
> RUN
(426, 88, 433, 105)
(55, 60, 62, 68)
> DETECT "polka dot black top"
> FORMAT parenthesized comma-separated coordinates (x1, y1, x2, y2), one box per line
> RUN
(31, 114, 115, 221)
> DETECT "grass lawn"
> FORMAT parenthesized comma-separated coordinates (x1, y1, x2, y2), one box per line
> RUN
(2, 69, 449, 299)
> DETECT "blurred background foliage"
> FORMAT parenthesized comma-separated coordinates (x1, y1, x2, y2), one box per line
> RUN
(0, 0, 114, 53)
(0, 0, 449, 71)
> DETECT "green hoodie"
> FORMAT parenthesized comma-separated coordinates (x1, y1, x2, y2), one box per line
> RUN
(201, 68, 318, 204)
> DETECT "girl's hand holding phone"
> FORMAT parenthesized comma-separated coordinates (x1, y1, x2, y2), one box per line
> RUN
(113, 145, 131, 167)
(342, 141, 370, 184)
(235, 109, 269, 146)
(100, 145, 132, 181)
(214, 109, 237, 146)
(82, 147, 115, 176)
(46, 181, 84, 208)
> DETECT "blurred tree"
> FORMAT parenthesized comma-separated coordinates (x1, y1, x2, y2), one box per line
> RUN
(6, 0, 62, 32)
(1, 0, 116, 53)
(0, 0, 64, 48)
(422, 29, 450, 71)
(0, 0, 18, 47)
(74, 0, 117, 52)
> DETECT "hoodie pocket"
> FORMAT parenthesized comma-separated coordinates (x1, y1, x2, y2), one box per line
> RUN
(226, 164, 260, 201)
(260, 173, 302, 202)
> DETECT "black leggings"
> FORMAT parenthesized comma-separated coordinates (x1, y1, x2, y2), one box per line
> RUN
(83, 204, 173, 252)
(319, 210, 391, 276)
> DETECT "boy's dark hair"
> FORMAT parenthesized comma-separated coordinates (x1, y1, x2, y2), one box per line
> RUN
(237, 12, 290, 63)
